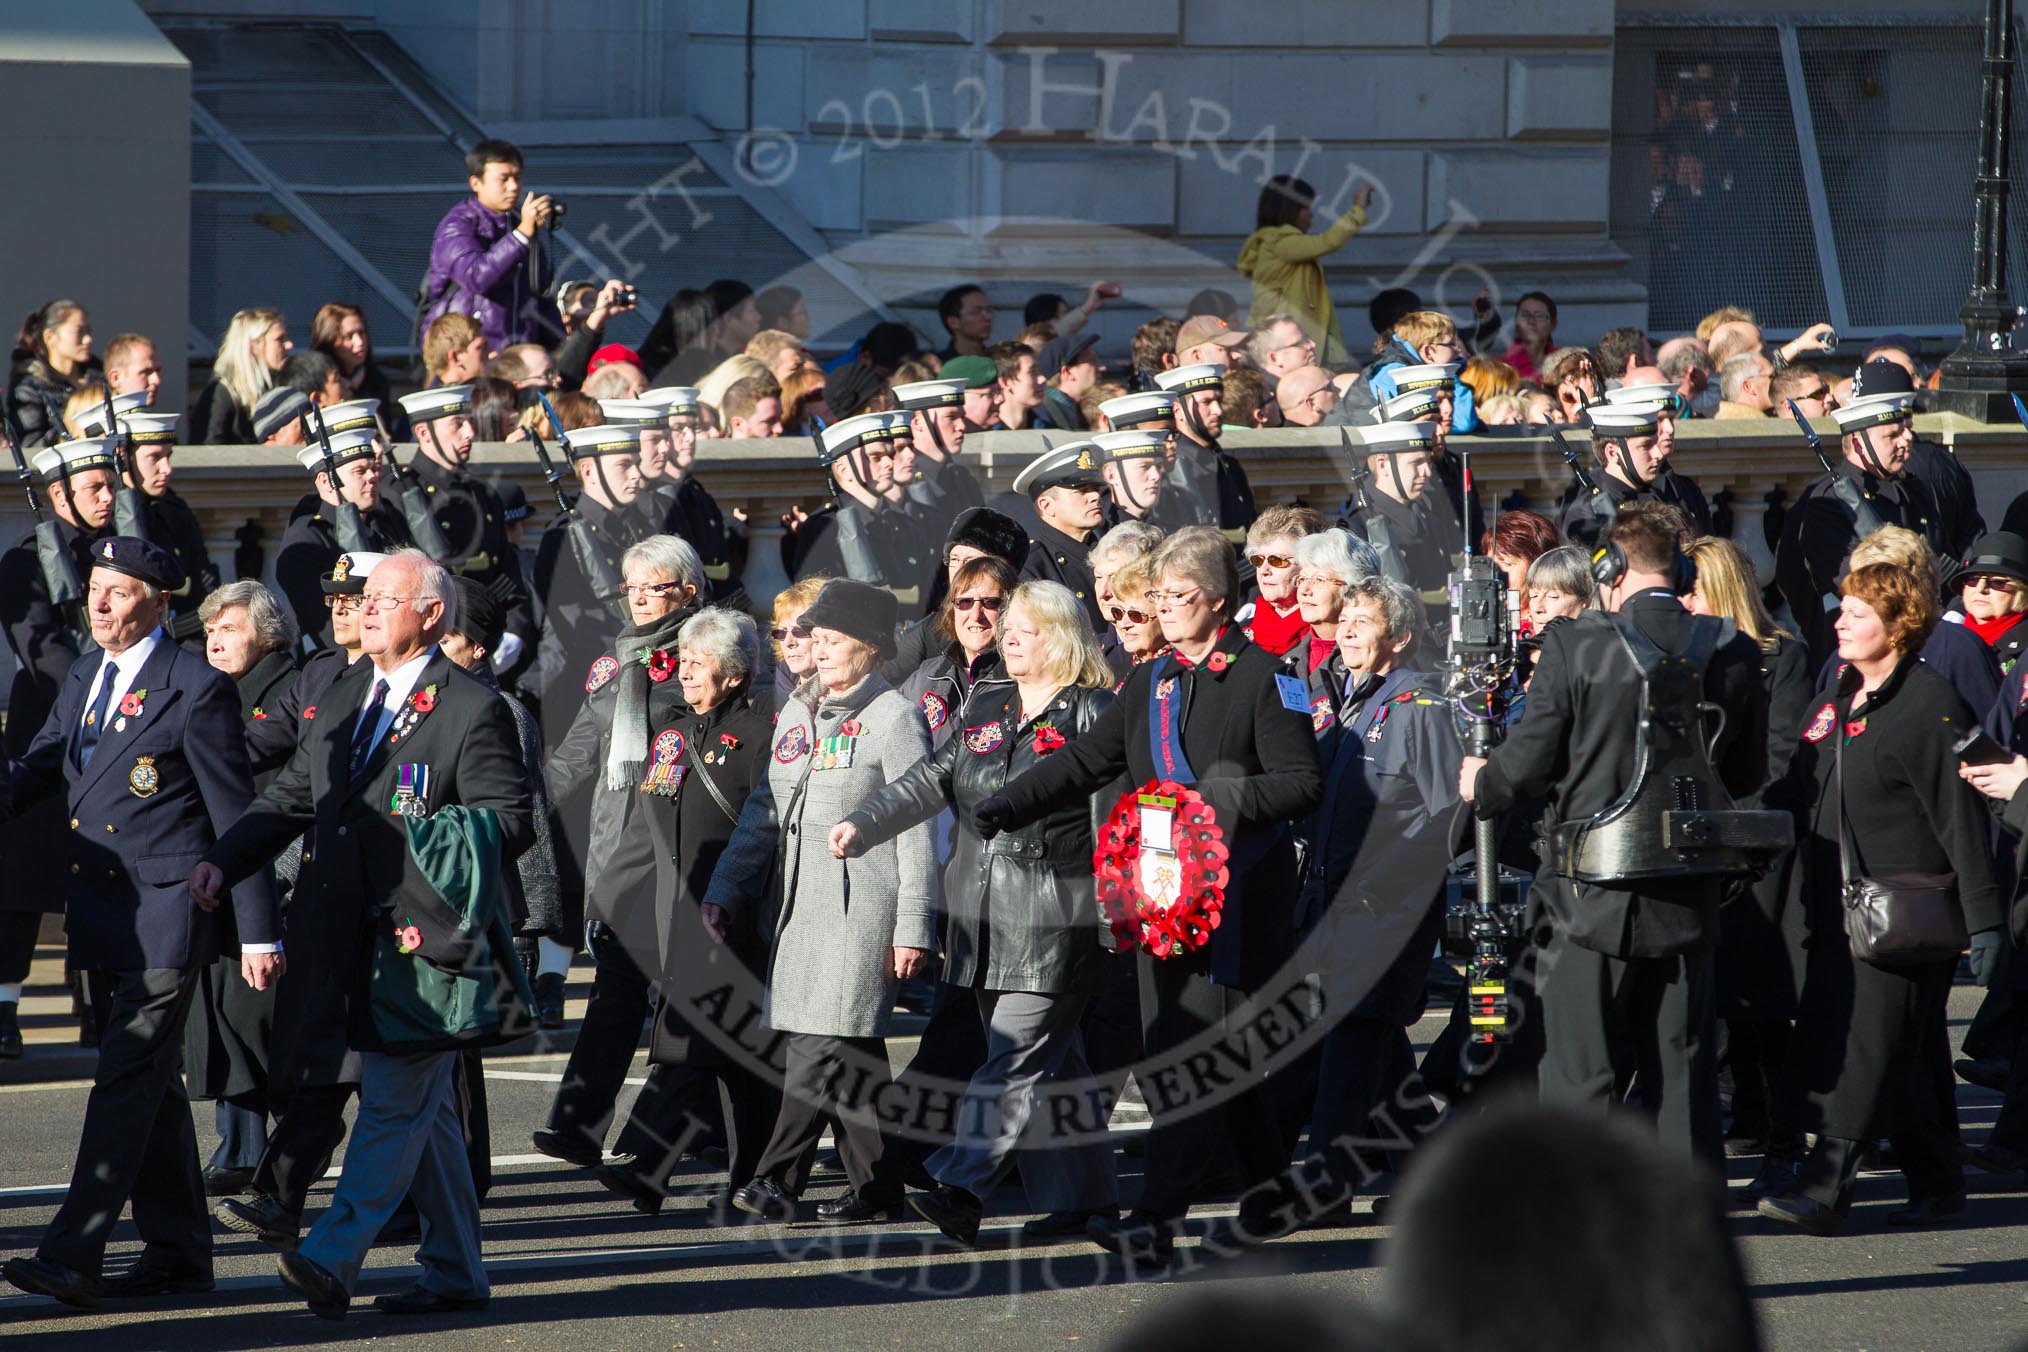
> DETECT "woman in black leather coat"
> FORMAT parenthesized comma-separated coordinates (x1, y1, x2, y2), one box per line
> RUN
(831, 579, 1120, 1247)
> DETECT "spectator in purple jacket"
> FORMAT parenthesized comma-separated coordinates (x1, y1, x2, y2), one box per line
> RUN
(422, 139, 562, 353)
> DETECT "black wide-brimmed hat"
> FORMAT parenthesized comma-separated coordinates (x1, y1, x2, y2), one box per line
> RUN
(801, 578, 900, 661)
(1949, 531, 2028, 591)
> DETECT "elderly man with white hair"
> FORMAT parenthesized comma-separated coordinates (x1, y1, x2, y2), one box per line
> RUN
(196, 549, 535, 1320)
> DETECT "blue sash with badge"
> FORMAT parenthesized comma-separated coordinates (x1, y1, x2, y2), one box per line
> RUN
(1145, 654, 1199, 785)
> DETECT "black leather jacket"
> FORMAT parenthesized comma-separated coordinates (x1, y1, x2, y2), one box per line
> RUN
(847, 678, 1112, 994)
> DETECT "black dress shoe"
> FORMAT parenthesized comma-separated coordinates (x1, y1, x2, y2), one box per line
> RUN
(0, 1001, 21, 1059)
(216, 1193, 301, 1250)
(816, 1188, 904, 1224)
(595, 1163, 665, 1216)
(1723, 1131, 1768, 1159)
(530, 1127, 603, 1169)
(1956, 1057, 2012, 1092)
(101, 1261, 214, 1298)
(374, 1211, 423, 1248)
(1757, 1191, 1848, 1236)
(908, 1185, 983, 1246)
(1886, 1192, 1967, 1226)
(1021, 1209, 1113, 1240)
(203, 1165, 255, 1198)
(534, 973, 565, 1030)
(730, 1177, 795, 1222)
(373, 1284, 490, 1315)
(1964, 1142, 2027, 1175)
(702, 1190, 745, 1226)
(2, 1256, 99, 1308)
(1733, 1155, 1800, 1203)
(1087, 1212, 1175, 1268)
(276, 1251, 348, 1321)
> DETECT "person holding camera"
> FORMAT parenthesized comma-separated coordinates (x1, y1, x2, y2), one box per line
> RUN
(422, 139, 563, 354)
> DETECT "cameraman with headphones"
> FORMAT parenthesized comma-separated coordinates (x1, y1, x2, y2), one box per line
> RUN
(1460, 502, 1767, 1162)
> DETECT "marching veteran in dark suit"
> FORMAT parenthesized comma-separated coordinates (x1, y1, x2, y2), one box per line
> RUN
(0, 536, 281, 1310)
(194, 549, 535, 1321)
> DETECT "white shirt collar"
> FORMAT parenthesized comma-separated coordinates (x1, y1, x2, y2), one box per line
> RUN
(362, 646, 439, 714)
(92, 628, 165, 702)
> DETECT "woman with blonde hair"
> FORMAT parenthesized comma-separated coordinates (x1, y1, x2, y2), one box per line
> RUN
(1684, 535, 1812, 1178)
(194, 307, 291, 444)
(1844, 525, 2003, 715)
(1459, 354, 1519, 404)
(832, 579, 1119, 1245)
(769, 574, 829, 699)
(695, 353, 771, 416)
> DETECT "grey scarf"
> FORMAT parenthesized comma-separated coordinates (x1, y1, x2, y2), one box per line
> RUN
(604, 610, 688, 791)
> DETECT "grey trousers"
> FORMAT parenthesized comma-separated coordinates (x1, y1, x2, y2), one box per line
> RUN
(1536, 928, 1720, 1160)
(927, 988, 1118, 1214)
(297, 1049, 485, 1298)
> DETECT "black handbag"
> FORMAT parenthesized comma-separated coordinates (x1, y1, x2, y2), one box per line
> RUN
(1834, 718, 1967, 965)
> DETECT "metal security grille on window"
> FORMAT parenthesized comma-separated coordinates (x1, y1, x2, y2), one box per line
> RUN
(1609, 28, 1828, 333)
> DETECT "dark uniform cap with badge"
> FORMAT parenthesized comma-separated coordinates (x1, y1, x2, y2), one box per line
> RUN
(451, 576, 506, 654)
(252, 385, 313, 442)
(321, 397, 383, 434)
(824, 363, 885, 421)
(90, 534, 185, 592)
(321, 550, 392, 595)
(31, 437, 119, 483)
(492, 478, 531, 524)
(800, 578, 900, 661)
(1154, 363, 1224, 397)
(1013, 440, 1105, 498)
(891, 378, 965, 411)
(295, 427, 379, 473)
(561, 423, 645, 460)
(75, 390, 151, 437)
(1099, 390, 1177, 429)
(396, 385, 472, 425)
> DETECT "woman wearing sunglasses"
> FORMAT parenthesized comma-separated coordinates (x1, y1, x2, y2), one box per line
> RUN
(1236, 506, 1323, 657)
(899, 556, 1017, 750)
(1947, 532, 2028, 676)
(831, 580, 1120, 1247)
(768, 576, 827, 701)
(977, 526, 1323, 1267)
(1105, 551, 1169, 683)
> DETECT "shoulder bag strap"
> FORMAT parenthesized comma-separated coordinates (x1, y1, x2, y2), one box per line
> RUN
(1833, 721, 1863, 889)
(684, 738, 742, 827)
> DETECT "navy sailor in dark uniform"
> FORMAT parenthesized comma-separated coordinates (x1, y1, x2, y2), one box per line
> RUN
(531, 421, 646, 742)
(1341, 419, 1454, 621)
(276, 427, 414, 649)
(788, 412, 931, 610)
(1014, 440, 1108, 631)
(397, 383, 536, 672)
(1154, 363, 1257, 544)
(0, 535, 281, 1309)
(1558, 399, 1709, 553)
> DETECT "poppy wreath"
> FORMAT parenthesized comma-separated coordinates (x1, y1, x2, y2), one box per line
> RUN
(1093, 778, 1231, 959)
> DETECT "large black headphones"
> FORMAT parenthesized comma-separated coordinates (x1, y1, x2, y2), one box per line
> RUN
(1592, 540, 1697, 595)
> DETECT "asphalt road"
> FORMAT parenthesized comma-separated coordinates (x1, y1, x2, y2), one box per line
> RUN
(2, 984, 2027, 1351)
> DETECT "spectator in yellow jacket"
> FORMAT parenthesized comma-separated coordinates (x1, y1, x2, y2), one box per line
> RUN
(1236, 175, 1373, 368)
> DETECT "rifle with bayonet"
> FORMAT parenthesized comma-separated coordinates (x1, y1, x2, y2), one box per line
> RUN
(304, 403, 373, 555)
(375, 409, 456, 562)
(0, 401, 92, 652)
(531, 392, 625, 618)
(1787, 398, 1886, 538)
(101, 384, 153, 542)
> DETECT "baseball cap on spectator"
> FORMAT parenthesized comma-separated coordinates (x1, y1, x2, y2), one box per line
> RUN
(1036, 332, 1100, 381)
(1174, 315, 1247, 354)
(587, 343, 643, 375)
(940, 355, 998, 389)
(824, 362, 885, 420)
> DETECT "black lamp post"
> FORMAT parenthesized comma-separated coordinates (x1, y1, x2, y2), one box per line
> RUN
(1936, 0, 2028, 421)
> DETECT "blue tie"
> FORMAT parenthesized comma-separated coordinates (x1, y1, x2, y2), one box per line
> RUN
(77, 660, 119, 768)
(349, 679, 390, 781)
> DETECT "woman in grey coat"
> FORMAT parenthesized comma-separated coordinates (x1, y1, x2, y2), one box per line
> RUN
(703, 579, 940, 1224)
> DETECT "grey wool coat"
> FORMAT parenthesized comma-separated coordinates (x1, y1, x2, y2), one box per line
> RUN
(702, 673, 940, 1038)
